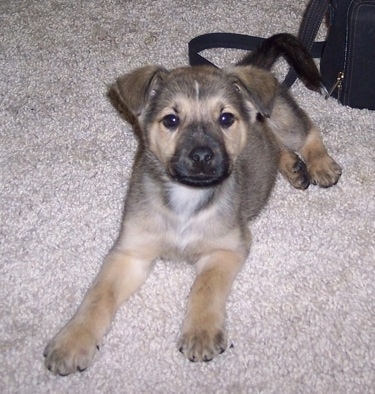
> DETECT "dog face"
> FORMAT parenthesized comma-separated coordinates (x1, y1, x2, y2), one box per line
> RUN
(114, 65, 278, 187)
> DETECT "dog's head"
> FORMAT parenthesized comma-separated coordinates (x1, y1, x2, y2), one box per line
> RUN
(112, 65, 278, 187)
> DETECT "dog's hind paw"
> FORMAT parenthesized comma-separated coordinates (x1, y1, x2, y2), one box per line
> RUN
(178, 327, 227, 362)
(279, 151, 310, 190)
(308, 155, 342, 188)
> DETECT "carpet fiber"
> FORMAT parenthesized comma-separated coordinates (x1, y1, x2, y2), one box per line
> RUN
(1, 0, 374, 392)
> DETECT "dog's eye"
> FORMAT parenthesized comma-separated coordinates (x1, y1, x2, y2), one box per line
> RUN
(162, 114, 180, 129)
(219, 112, 235, 127)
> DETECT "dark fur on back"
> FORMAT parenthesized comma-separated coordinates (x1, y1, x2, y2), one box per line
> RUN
(237, 33, 322, 92)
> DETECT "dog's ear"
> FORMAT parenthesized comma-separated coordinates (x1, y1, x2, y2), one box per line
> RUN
(113, 65, 169, 116)
(227, 66, 278, 118)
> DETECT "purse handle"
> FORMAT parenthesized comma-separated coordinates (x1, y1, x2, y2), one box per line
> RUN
(284, 0, 330, 87)
(188, 0, 330, 89)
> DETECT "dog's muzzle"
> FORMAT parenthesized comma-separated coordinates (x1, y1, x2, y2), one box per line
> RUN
(169, 144, 231, 187)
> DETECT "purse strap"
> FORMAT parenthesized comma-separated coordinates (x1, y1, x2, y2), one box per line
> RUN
(188, 0, 330, 89)
(189, 32, 265, 68)
(284, 0, 330, 87)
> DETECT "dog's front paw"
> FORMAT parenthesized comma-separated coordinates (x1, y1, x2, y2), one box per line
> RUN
(308, 155, 342, 188)
(178, 327, 227, 362)
(44, 324, 99, 375)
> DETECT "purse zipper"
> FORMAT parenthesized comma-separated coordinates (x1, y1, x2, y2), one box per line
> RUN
(324, 1, 358, 103)
(325, 71, 345, 101)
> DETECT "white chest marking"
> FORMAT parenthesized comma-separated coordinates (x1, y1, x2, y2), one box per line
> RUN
(194, 80, 200, 101)
(166, 183, 215, 254)
(168, 183, 210, 218)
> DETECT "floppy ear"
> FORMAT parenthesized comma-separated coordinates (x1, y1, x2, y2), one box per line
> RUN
(113, 65, 169, 117)
(227, 66, 278, 118)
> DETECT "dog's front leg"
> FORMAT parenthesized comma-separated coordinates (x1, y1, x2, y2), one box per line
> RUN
(44, 249, 153, 375)
(178, 249, 245, 362)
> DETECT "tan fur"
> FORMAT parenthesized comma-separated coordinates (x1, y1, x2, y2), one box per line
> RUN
(299, 127, 342, 187)
(278, 148, 310, 190)
(44, 64, 341, 375)
(178, 250, 245, 361)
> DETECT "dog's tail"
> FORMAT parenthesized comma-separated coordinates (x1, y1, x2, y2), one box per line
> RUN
(237, 33, 323, 93)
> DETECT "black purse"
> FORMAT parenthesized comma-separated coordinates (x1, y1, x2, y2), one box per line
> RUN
(189, 0, 375, 110)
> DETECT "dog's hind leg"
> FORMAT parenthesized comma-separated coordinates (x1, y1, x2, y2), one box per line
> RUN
(44, 247, 156, 375)
(278, 147, 310, 190)
(298, 126, 342, 187)
(284, 126, 342, 188)
(178, 249, 245, 362)
(276, 126, 342, 189)
(269, 93, 342, 189)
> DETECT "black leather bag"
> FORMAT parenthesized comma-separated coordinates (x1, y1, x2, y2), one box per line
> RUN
(189, 0, 375, 110)
(319, 0, 375, 109)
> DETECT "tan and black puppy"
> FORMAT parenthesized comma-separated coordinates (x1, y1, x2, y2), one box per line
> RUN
(44, 34, 341, 375)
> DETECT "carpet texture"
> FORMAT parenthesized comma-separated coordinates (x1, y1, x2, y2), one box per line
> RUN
(1, 0, 374, 392)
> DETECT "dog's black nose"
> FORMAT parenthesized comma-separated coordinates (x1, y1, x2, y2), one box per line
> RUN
(189, 147, 214, 163)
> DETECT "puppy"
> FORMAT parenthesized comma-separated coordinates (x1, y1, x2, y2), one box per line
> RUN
(44, 34, 341, 375)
